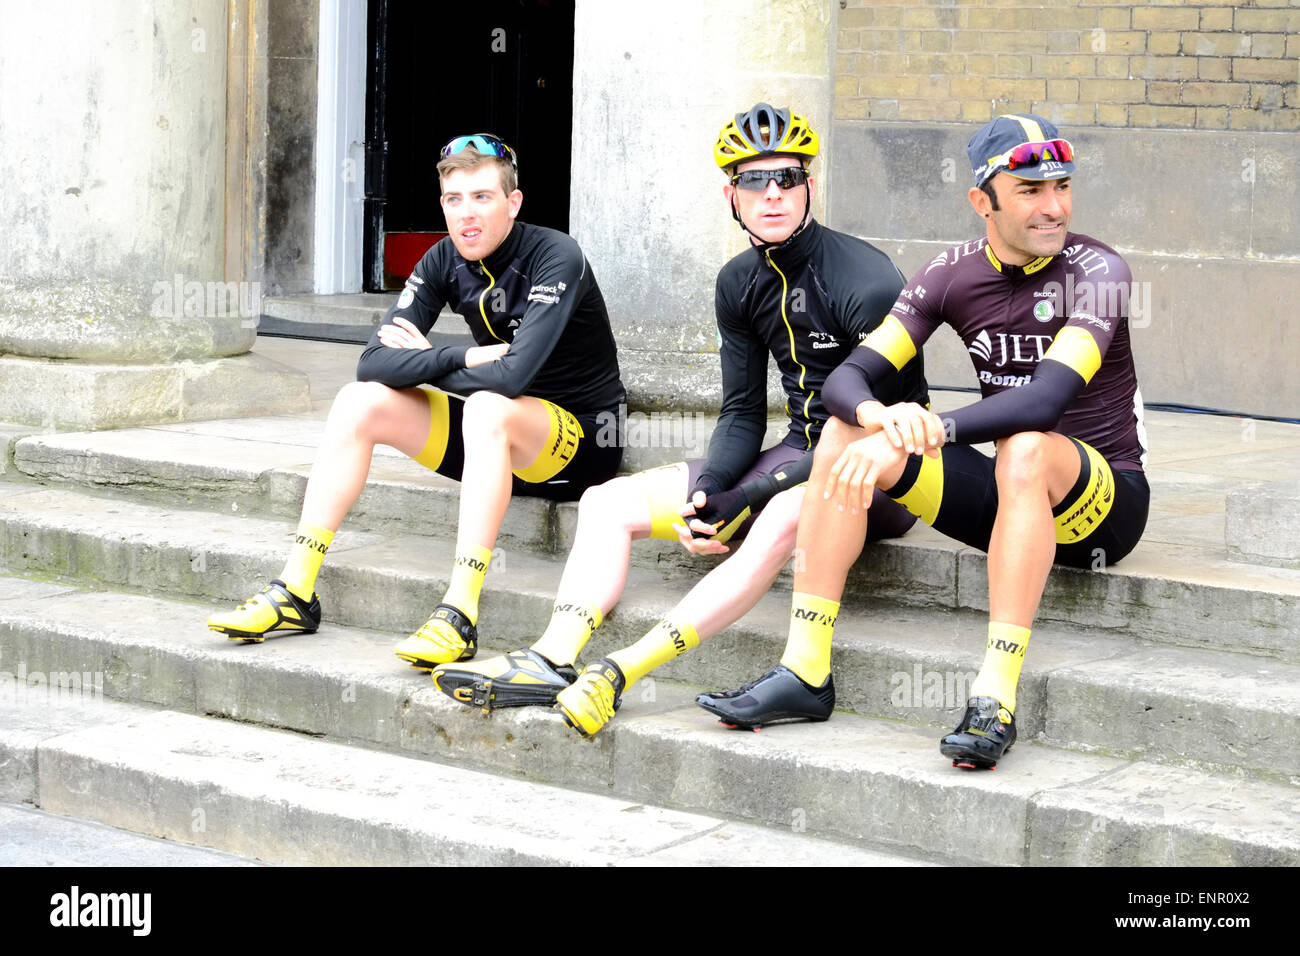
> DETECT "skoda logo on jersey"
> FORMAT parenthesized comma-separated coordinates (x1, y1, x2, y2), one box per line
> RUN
(396, 287, 415, 309)
(1033, 301, 1054, 323)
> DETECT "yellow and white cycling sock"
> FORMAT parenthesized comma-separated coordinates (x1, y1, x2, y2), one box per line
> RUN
(609, 618, 700, 688)
(969, 621, 1031, 713)
(779, 592, 840, 687)
(441, 544, 493, 625)
(279, 523, 334, 600)
(530, 601, 603, 667)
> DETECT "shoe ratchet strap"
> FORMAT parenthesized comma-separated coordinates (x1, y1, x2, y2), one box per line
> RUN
(431, 603, 477, 648)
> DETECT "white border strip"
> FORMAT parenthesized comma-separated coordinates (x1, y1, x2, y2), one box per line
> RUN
(313, 0, 367, 293)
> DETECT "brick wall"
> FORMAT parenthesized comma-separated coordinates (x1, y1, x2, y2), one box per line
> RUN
(835, 0, 1300, 131)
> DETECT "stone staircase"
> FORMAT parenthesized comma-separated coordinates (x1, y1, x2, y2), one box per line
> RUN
(1, 338, 1297, 866)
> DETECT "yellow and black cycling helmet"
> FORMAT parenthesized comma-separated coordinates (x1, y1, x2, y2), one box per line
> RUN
(714, 103, 819, 171)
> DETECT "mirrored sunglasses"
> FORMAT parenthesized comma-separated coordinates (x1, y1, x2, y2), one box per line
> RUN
(730, 166, 809, 192)
(440, 133, 518, 169)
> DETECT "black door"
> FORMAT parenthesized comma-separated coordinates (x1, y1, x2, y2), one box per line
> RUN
(364, 0, 575, 290)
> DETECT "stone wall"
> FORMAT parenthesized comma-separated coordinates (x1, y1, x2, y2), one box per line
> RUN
(835, 0, 1300, 132)
(827, 0, 1300, 419)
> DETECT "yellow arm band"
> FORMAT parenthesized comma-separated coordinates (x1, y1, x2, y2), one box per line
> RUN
(1043, 326, 1103, 385)
(859, 315, 918, 371)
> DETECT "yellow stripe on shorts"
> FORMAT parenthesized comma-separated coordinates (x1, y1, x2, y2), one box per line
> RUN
(1054, 440, 1115, 544)
(413, 389, 452, 471)
(644, 462, 690, 541)
(513, 398, 584, 484)
(892, 448, 944, 527)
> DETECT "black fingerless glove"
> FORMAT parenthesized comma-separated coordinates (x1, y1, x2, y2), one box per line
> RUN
(690, 453, 813, 543)
(691, 484, 755, 543)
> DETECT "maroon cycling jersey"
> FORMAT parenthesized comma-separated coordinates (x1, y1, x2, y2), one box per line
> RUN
(826, 233, 1146, 472)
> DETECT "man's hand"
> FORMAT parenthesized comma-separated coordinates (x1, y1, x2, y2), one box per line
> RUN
(857, 400, 945, 457)
(465, 343, 509, 367)
(671, 490, 731, 556)
(824, 436, 891, 515)
(377, 316, 433, 351)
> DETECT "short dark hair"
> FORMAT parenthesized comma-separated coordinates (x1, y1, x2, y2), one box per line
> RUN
(979, 177, 1001, 212)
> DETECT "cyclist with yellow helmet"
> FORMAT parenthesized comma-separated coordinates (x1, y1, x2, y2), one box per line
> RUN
(431, 104, 928, 736)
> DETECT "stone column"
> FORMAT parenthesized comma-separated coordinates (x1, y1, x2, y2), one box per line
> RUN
(570, 0, 835, 412)
(0, 0, 309, 429)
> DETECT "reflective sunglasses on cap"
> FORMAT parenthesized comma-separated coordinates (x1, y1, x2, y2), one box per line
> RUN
(440, 133, 518, 169)
(730, 166, 810, 192)
(982, 139, 1074, 183)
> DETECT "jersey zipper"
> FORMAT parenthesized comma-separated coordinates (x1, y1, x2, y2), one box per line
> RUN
(477, 261, 509, 344)
(765, 250, 814, 449)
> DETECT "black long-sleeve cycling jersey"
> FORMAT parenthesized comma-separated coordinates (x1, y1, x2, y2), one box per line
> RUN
(356, 221, 625, 416)
(698, 219, 929, 494)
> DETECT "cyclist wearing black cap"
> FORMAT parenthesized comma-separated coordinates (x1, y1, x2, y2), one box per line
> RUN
(208, 134, 625, 668)
(429, 104, 927, 737)
(705, 114, 1148, 769)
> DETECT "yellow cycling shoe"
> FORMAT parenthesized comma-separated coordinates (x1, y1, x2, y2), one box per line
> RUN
(554, 658, 625, 737)
(394, 604, 477, 670)
(207, 579, 321, 643)
(433, 648, 578, 714)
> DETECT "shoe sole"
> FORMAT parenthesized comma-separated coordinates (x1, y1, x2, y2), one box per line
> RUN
(713, 713, 831, 730)
(939, 741, 1013, 770)
(696, 699, 832, 730)
(394, 645, 475, 670)
(209, 624, 317, 643)
(433, 671, 566, 711)
(554, 703, 602, 738)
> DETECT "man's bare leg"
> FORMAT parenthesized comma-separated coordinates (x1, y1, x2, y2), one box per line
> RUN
(523, 465, 684, 665)
(941, 430, 1083, 769)
(395, 391, 554, 668)
(430, 463, 691, 710)
(693, 419, 912, 728)
(962, 431, 1081, 713)
(208, 382, 435, 639)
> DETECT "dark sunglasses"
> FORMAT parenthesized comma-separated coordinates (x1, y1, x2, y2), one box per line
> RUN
(730, 166, 809, 192)
(440, 133, 518, 169)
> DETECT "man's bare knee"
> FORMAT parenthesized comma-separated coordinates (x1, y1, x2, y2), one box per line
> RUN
(995, 431, 1051, 493)
(814, 417, 863, 465)
(462, 390, 516, 425)
(327, 381, 404, 440)
(741, 486, 802, 554)
(461, 391, 518, 444)
(577, 475, 647, 534)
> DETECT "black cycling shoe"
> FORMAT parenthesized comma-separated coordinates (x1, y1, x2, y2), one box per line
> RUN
(940, 696, 1016, 770)
(695, 665, 835, 730)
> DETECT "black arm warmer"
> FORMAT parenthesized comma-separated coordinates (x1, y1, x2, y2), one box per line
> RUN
(943, 359, 1086, 444)
(821, 346, 899, 424)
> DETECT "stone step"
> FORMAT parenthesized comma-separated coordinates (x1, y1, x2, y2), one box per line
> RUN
(1, 563, 1296, 794)
(9, 431, 1300, 661)
(1, 475, 1298, 673)
(0, 690, 931, 866)
(0, 803, 263, 867)
(258, 294, 472, 346)
(0, 582, 1294, 866)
